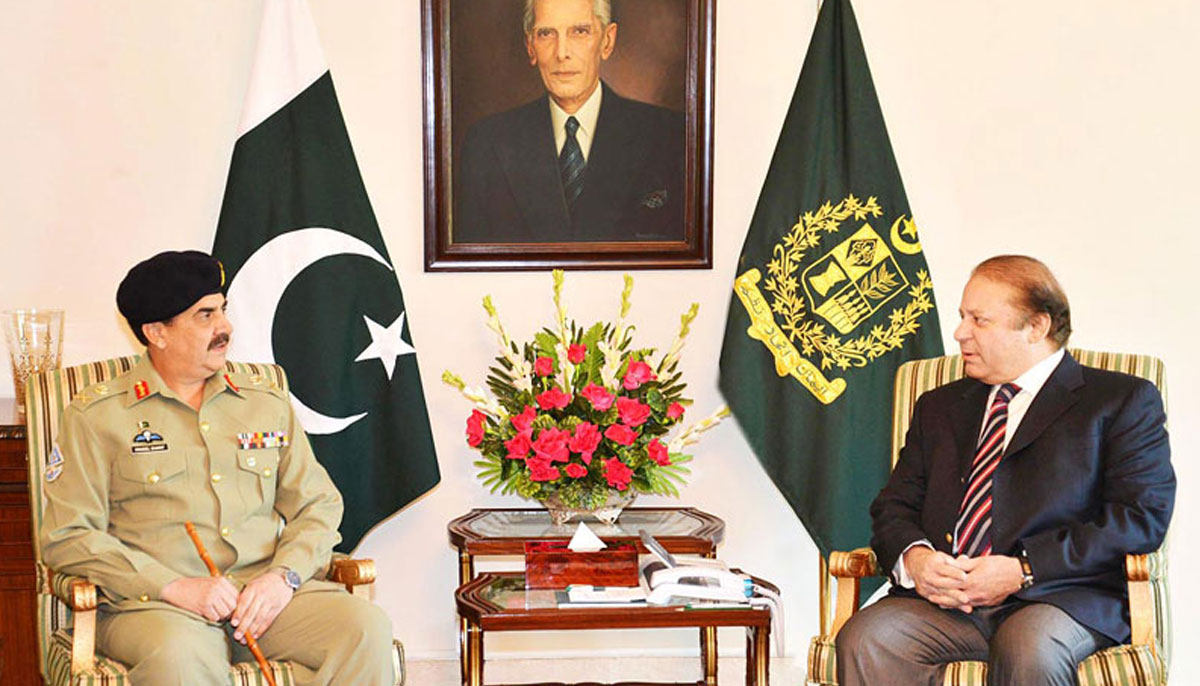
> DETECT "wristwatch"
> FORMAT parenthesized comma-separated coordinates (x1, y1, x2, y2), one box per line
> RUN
(278, 567, 302, 591)
(1017, 550, 1035, 590)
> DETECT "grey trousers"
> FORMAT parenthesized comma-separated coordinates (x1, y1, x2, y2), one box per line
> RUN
(836, 596, 1114, 686)
(97, 586, 395, 686)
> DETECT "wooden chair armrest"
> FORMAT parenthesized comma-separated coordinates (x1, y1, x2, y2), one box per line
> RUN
(48, 570, 98, 675)
(328, 557, 377, 593)
(1126, 553, 1157, 650)
(825, 548, 880, 639)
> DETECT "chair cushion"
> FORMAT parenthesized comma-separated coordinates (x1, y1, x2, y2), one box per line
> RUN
(45, 629, 406, 686)
(1077, 644, 1163, 686)
(807, 635, 836, 685)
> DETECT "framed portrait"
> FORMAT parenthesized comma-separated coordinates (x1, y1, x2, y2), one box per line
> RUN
(421, 0, 715, 271)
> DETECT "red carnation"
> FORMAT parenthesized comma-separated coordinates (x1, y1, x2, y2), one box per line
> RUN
(579, 383, 615, 411)
(511, 405, 536, 433)
(536, 387, 572, 411)
(616, 397, 652, 427)
(532, 427, 571, 462)
(569, 422, 602, 464)
(535, 356, 555, 376)
(504, 432, 532, 460)
(667, 402, 685, 420)
(604, 423, 639, 446)
(466, 410, 487, 447)
(567, 344, 587, 364)
(604, 457, 634, 490)
(564, 463, 588, 479)
(647, 439, 671, 466)
(528, 457, 561, 482)
(622, 360, 657, 390)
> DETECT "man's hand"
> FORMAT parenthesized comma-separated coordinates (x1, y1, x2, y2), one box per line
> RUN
(958, 554, 1023, 607)
(161, 576, 239, 622)
(230, 570, 294, 643)
(904, 546, 972, 612)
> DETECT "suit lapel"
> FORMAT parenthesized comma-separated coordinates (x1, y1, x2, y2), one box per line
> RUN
(1004, 353, 1084, 459)
(571, 84, 647, 233)
(494, 98, 571, 232)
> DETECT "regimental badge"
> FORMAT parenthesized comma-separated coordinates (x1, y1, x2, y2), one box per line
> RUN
(733, 194, 936, 404)
(131, 427, 168, 454)
(45, 443, 65, 482)
(237, 431, 289, 450)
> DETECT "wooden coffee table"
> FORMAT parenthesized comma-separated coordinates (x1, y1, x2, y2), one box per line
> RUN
(456, 572, 774, 686)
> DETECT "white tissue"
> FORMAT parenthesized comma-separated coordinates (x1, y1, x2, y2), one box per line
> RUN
(567, 522, 606, 552)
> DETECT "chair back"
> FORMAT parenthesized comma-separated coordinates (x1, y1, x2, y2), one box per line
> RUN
(890, 349, 1171, 672)
(23, 356, 288, 680)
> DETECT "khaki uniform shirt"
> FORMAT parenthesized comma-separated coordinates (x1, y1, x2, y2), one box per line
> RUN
(41, 356, 344, 609)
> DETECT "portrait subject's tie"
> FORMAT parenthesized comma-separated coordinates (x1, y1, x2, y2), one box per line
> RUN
(559, 116, 586, 211)
(954, 382, 1021, 557)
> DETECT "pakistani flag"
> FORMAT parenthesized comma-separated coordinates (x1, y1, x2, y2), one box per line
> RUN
(719, 0, 943, 564)
(213, 0, 440, 551)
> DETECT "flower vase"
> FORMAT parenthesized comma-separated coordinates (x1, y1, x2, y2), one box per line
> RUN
(542, 490, 637, 527)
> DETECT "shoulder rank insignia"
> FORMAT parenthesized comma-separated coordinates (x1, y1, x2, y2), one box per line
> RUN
(223, 374, 240, 393)
(45, 443, 65, 482)
(133, 381, 150, 400)
(131, 428, 168, 454)
(237, 431, 289, 450)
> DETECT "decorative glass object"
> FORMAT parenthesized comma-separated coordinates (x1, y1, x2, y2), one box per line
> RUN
(3, 309, 64, 418)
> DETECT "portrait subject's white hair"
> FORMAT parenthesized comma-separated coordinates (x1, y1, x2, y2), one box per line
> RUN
(523, 0, 612, 34)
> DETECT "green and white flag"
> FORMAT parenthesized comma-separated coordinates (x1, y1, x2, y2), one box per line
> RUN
(213, 0, 439, 551)
(719, 0, 942, 562)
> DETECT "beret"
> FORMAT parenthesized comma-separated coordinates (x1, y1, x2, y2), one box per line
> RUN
(117, 251, 226, 339)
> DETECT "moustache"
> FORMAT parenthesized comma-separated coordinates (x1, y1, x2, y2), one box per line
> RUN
(208, 333, 230, 351)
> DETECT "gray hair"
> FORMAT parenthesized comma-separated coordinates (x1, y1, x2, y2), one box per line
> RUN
(523, 0, 612, 34)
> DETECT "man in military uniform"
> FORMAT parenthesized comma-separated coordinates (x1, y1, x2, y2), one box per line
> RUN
(40, 251, 395, 686)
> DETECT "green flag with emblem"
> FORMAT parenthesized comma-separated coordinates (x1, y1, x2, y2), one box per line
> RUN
(719, 0, 943, 563)
(212, 0, 439, 551)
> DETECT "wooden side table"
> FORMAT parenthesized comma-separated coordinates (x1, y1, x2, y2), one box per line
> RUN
(0, 399, 38, 686)
(448, 508, 727, 686)
(456, 572, 773, 686)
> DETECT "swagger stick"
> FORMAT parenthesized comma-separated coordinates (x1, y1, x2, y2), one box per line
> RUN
(185, 521, 277, 686)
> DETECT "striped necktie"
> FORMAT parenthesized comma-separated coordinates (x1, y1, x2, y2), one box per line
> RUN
(954, 382, 1021, 557)
(559, 116, 586, 211)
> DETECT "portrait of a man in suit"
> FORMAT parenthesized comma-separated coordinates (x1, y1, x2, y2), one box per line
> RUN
(453, 0, 686, 244)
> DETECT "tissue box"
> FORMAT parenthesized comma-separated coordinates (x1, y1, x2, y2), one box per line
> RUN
(524, 540, 639, 588)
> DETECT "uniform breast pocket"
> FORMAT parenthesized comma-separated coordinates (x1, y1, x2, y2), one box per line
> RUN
(112, 452, 189, 521)
(236, 449, 280, 513)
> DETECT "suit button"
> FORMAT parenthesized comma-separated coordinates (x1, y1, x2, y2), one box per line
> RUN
(945, 533, 953, 544)
(211, 473, 222, 483)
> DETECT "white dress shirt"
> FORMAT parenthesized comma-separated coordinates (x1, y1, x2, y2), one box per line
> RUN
(549, 85, 602, 160)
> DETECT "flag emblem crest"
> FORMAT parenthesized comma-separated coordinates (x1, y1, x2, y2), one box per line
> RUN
(734, 194, 936, 405)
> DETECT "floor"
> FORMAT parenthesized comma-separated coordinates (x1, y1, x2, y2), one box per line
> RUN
(406, 655, 807, 685)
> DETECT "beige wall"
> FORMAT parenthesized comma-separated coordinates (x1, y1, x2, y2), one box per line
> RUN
(2, 0, 1196, 676)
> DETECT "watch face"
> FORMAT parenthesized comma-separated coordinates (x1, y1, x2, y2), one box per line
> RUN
(284, 569, 302, 590)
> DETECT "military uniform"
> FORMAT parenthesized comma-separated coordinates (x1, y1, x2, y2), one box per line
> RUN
(41, 356, 394, 686)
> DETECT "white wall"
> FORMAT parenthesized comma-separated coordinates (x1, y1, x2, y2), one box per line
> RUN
(2, 0, 1197, 677)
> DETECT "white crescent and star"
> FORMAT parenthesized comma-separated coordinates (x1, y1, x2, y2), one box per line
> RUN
(224, 227, 416, 435)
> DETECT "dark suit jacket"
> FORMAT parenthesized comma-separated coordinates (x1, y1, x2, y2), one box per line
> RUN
(454, 83, 685, 243)
(871, 352, 1175, 643)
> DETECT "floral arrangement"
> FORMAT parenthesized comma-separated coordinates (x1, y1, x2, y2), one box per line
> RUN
(443, 271, 728, 511)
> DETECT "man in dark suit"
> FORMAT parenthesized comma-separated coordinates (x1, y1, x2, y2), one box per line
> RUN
(837, 255, 1175, 686)
(454, 0, 684, 243)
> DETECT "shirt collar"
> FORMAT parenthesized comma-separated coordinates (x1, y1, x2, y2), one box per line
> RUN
(1003, 347, 1065, 400)
(124, 356, 241, 407)
(549, 83, 603, 157)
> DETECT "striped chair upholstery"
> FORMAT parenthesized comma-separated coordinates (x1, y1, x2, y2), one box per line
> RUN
(807, 349, 1170, 686)
(25, 356, 406, 686)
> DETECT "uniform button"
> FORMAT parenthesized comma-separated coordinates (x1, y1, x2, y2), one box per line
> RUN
(220, 527, 231, 537)
(246, 456, 257, 467)
(139, 594, 149, 602)
(262, 468, 273, 478)
(200, 422, 210, 432)
(945, 533, 953, 544)
(211, 473, 222, 483)
(147, 472, 161, 484)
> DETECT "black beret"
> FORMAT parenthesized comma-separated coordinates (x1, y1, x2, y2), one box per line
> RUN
(117, 251, 226, 343)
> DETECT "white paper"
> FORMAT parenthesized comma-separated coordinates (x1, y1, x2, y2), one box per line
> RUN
(567, 522, 606, 552)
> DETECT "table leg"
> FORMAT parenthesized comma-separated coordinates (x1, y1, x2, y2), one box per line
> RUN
(463, 618, 484, 686)
(744, 625, 770, 686)
(458, 551, 475, 684)
(700, 626, 718, 685)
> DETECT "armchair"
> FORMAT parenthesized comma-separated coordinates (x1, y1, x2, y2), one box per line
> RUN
(24, 356, 406, 686)
(807, 349, 1170, 686)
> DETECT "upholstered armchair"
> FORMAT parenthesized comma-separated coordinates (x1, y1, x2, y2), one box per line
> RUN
(24, 357, 406, 686)
(807, 350, 1170, 686)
